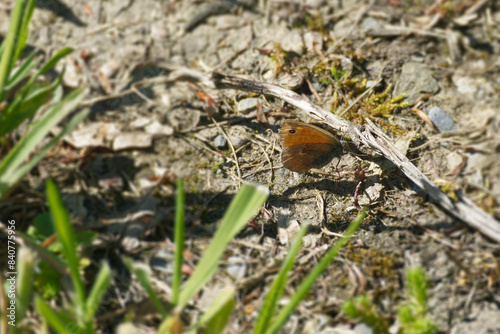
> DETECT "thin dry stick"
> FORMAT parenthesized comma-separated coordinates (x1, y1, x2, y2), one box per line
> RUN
(211, 119, 242, 185)
(172, 70, 500, 243)
(131, 85, 154, 105)
(234, 142, 252, 155)
(189, 134, 237, 164)
(305, 77, 321, 101)
(251, 138, 274, 186)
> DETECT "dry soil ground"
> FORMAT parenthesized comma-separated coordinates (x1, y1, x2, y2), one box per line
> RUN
(2, 0, 500, 333)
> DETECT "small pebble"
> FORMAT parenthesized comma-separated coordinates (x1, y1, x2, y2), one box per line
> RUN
(361, 17, 382, 32)
(394, 62, 439, 105)
(150, 247, 174, 274)
(237, 98, 259, 114)
(214, 135, 227, 148)
(227, 256, 246, 280)
(232, 136, 247, 148)
(365, 80, 377, 88)
(427, 106, 458, 132)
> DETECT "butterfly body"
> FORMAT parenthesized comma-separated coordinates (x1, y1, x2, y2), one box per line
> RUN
(279, 121, 341, 173)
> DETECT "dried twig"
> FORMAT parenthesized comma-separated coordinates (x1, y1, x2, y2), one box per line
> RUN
(211, 119, 242, 185)
(251, 138, 274, 186)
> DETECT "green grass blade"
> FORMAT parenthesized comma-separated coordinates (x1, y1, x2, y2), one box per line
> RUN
(15, 230, 68, 274)
(186, 286, 236, 334)
(201, 287, 236, 334)
(35, 296, 72, 334)
(21, 68, 63, 102)
(46, 179, 86, 313)
(0, 107, 87, 200)
(266, 208, 367, 334)
(123, 257, 168, 317)
(85, 262, 111, 322)
(0, 97, 24, 137)
(0, 48, 70, 138)
(16, 247, 36, 315)
(0, 88, 87, 198)
(4, 47, 71, 106)
(253, 224, 308, 334)
(14, 0, 36, 61)
(0, 78, 60, 137)
(0, 71, 64, 138)
(9, 47, 72, 106)
(37, 47, 73, 76)
(0, 0, 28, 101)
(0, 38, 5, 58)
(177, 183, 269, 311)
(171, 178, 185, 308)
(11, 108, 88, 186)
(4, 50, 38, 90)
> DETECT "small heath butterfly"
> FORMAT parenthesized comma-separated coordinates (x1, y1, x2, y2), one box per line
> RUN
(279, 120, 341, 173)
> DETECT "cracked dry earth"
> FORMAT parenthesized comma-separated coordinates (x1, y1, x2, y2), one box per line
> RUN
(2, 0, 500, 333)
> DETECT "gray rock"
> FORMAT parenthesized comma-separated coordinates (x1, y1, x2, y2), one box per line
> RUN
(394, 62, 440, 106)
(365, 80, 377, 89)
(237, 98, 259, 114)
(361, 17, 382, 32)
(281, 30, 304, 55)
(150, 247, 174, 274)
(466, 147, 491, 173)
(466, 169, 484, 189)
(226, 256, 246, 280)
(214, 135, 227, 148)
(357, 182, 384, 206)
(427, 106, 458, 132)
